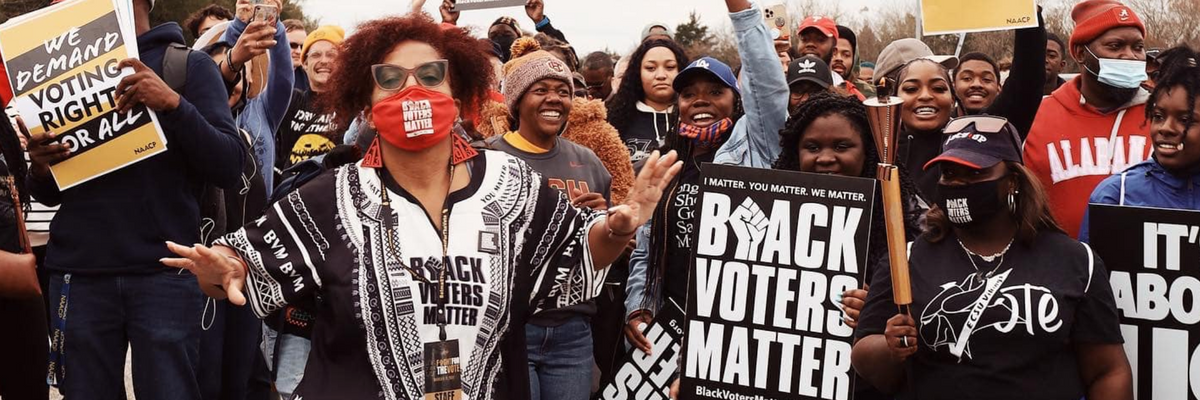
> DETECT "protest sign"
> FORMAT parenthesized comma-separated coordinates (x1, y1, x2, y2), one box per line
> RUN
(596, 299, 685, 400)
(0, 0, 167, 190)
(450, 0, 526, 11)
(919, 0, 1038, 35)
(1089, 204, 1200, 400)
(679, 164, 875, 400)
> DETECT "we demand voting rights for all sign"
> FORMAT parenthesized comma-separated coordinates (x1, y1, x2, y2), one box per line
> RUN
(680, 164, 875, 400)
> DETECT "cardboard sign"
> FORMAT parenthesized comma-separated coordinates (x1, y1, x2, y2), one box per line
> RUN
(0, 0, 166, 190)
(1089, 204, 1200, 400)
(919, 0, 1038, 35)
(595, 299, 685, 400)
(679, 164, 875, 400)
(450, 0, 526, 11)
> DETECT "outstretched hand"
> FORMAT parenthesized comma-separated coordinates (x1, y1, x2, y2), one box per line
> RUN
(161, 241, 248, 305)
(605, 150, 681, 236)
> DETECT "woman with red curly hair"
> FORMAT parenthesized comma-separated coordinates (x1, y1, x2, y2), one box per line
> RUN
(160, 14, 682, 400)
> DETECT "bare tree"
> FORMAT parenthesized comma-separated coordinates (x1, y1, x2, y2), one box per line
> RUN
(0, 0, 49, 23)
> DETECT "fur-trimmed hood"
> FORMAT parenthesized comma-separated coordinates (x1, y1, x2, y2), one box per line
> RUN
(477, 97, 635, 204)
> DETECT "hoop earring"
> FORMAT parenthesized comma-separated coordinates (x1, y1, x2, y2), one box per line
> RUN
(1008, 190, 1018, 214)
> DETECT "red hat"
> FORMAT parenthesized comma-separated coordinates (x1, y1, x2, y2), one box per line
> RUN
(797, 16, 838, 40)
(1069, 0, 1145, 50)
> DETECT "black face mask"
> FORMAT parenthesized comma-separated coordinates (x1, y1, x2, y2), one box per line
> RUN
(494, 36, 516, 63)
(936, 177, 1005, 227)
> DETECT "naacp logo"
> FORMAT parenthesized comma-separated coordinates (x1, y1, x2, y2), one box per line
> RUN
(402, 100, 434, 138)
(696, 59, 710, 69)
(946, 197, 972, 224)
(797, 59, 817, 74)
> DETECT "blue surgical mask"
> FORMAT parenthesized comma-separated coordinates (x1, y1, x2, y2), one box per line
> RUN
(1085, 47, 1148, 89)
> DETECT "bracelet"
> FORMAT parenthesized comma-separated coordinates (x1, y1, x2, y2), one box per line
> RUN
(226, 47, 245, 74)
(535, 16, 550, 29)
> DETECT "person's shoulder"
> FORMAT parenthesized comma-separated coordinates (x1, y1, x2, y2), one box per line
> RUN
(1030, 230, 1092, 259)
(558, 138, 603, 162)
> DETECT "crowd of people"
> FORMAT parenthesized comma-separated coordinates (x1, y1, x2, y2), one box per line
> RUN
(0, 0, 1197, 399)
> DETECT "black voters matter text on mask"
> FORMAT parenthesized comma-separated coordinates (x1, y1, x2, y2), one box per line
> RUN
(679, 164, 875, 400)
(1090, 204, 1200, 400)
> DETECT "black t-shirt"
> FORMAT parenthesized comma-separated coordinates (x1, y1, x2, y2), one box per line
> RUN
(660, 155, 707, 307)
(276, 89, 337, 171)
(857, 230, 1123, 400)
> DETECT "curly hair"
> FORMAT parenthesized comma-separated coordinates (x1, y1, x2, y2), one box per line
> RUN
(772, 92, 923, 267)
(184, 4, 233, 39)
(605, 39, 689, 134)
(1146, 45, 1199, 134)
(318, 15, 494, 132)
(925, 162, 1063, 245)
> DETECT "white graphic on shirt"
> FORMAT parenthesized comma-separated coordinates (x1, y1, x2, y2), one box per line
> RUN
(1045, 135, 1150, 184)
(920, 269, 1064, 361)
(673, 184, 700, 248)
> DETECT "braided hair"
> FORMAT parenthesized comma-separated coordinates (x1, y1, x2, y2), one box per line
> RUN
(772, 92, 923, 269)
(640, 75, 745, 314)
(1146, 45, 1200, 135)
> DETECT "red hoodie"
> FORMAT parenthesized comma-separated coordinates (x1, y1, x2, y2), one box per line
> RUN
(1022, 76, 1151, 238)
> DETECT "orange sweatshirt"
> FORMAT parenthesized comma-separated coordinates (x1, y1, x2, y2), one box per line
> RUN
(1022, 76, 1151, 238)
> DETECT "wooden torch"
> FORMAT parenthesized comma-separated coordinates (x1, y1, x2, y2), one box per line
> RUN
(862, 78, 912, 307)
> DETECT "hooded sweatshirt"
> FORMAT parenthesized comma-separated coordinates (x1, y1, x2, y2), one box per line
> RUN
(616, 102, 674, 164)
(28, 23, 245, 274)
(222, 17, 295, 196)
(1080, 158, 1200, 242)
(1022, 76, 1150, 238)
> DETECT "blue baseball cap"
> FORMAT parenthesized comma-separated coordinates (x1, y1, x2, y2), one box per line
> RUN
(672, 57, 740, 96)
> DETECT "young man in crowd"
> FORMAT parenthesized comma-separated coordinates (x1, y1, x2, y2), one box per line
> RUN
(833, 25, 875, 100)
(786, 55, 834, 114)
(954, 52, 1003, 114)
(641, 22, 674, 42)
(581, 51, 615, 100)
(276, 25, 342, 173)
(858, 61, 874, 83)
(283, 19, 309, 91)
(1024, 0, 1151, 239)
(794, 15, 846, 89)
(184, 3, 233, 39)
(1045, 32, 1069, 95)
(25, 0, 246, 397)
(487, 39, 612, 400)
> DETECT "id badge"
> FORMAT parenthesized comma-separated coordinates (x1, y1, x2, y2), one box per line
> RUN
(424, 340, 463, 400)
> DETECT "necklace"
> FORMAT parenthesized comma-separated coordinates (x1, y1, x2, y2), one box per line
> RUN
(957, 238, 1014, 284)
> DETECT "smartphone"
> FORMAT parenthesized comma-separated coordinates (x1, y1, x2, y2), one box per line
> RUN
(251, 4, 278, 24)
(763, 4, 790, 41)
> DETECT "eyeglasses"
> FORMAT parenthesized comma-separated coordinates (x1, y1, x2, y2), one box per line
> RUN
(289, 42, 302, 50)
(371, 60, 449, 91)
(944, 115, 1010, 135)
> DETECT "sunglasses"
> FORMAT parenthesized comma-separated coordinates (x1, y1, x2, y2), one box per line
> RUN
(944, 115, 1010, 135)
(371, 60, 448, 91)
(289, 42, 302, 50)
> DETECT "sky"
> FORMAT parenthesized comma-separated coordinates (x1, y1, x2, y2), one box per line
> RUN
(301, 0, 879, 55)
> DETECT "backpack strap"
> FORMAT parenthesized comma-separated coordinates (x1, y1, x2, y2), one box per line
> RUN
(162, 43, 192, 93)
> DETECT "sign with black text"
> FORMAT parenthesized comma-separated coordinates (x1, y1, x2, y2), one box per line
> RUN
(450, 0, 526, 11)
(679, 164, 874, 400)
(596, 299, 685, 400)
(1090, 204, 1200, 400)
(0, 0, 166, 190)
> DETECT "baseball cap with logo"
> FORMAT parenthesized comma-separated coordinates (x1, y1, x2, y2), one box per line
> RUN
(672, 56, 740, 96)
(1069, 0, 1145, 50)
(786, 55, 833, 89)
(875, 38, 959, 81)
(797, 16, 838, 40)
(924, 115, 1023, 170)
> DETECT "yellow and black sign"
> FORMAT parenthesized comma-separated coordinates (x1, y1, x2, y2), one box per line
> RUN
(919, 0, 1038, 36)
(0, 0, 167, 190)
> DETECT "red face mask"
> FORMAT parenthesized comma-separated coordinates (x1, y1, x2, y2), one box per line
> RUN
(371, 86, 458, 152)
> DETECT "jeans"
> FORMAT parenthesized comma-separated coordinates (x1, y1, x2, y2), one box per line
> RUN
(49, 270, 204, 400)
(261, 324, 311, 400)
(526, 316, 594, 400)
(198, 299, 271, 400)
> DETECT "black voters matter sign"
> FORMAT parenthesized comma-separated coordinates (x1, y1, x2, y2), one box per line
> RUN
(596, 299, 685, 400)
(679, 164, 875, 400)
(1090, 204, 1200, 400)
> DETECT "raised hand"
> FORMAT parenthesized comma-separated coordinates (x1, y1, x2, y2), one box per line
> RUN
(525, 0, 544, 23)
(161, 241, 248, 305)
(605, 150, 681, 237)
(440, 0, 461, 25)
(231, 20, 278, 66)
(728, 197, 768, 259)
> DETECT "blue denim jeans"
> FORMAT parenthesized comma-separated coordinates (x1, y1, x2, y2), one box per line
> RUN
(49, 270, 204, 400)
(526, 316, 594, 400)
(261, 324, 311, 400)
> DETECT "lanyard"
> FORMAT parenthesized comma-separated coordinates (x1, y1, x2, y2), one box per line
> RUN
(377, 161, 456, 342)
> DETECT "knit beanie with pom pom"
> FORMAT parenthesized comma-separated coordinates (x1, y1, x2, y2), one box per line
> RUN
(502, 37, 574, 120)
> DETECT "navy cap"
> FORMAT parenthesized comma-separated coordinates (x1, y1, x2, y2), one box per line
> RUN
(672, 57, 740, 96)
(925, 116, 1023, 170)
